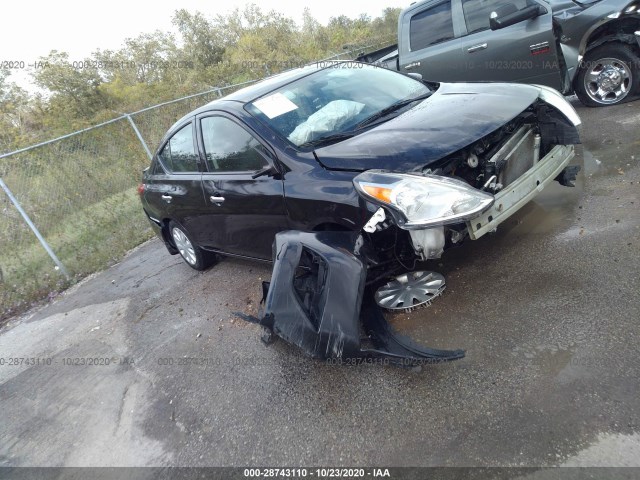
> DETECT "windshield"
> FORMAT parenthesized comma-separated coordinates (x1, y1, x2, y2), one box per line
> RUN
(245, 64, 431, 148)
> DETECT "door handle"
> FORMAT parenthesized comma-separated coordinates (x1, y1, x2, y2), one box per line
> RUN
(161, 194, 172, 203)
(210, 196, 225, 204)
(467, 43, 488, 53)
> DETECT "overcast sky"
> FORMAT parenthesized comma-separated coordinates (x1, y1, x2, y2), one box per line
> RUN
(2, 0, 408, 75)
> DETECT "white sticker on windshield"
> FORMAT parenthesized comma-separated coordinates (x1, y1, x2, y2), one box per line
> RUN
(253, 92, 299, 119)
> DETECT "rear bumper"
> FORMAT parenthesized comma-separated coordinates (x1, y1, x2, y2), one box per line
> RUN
(143, 208, 178, 255)
(143, 209, 162, 234)
(467, 144, 576, 240)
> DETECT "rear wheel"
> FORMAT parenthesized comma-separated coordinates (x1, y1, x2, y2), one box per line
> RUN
(575, 43, 640, 107)
(169, 221, 216, 271)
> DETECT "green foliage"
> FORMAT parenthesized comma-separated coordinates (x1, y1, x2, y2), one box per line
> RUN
(0, 68, 32, 151)
(32, 51, 108, 131)
(0, 4, 399, 151)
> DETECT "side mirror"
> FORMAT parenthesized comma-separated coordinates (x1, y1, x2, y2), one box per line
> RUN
(251, 164, 278, 179)
(490, 4, 544, 30)
(407, 72, 423, 81)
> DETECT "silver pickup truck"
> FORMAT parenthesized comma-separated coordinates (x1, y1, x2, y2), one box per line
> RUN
(357, 0, 640, 106)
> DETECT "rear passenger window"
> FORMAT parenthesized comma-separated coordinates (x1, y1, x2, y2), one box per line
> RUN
(410, 1, 455, 51)
(200, 116, 268, 172)
(151, 159, 166, 175)
(158, 123, 199, 173)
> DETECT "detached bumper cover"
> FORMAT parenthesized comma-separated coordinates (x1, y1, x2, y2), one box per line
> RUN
(240, 231, 464, 365)
(467, 144, 576, 240)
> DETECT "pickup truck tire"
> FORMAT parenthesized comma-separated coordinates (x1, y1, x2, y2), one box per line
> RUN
(575, 43, 640, 107)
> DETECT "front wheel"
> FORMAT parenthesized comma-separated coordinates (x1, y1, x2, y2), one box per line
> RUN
(169, 221, 216, 271)
(575, 43, 640, 107)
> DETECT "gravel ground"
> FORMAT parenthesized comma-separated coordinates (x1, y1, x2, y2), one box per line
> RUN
(0, 98, 638, 473)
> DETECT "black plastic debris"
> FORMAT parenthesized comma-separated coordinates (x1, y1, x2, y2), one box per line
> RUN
(238, 231, 465, 366)
(556, 165, 581, 187)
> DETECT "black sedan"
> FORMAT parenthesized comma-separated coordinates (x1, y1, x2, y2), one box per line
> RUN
(139, 62, 580, 286)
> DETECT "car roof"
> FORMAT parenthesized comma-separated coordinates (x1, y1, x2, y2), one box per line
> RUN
(223, 64, 320, 102)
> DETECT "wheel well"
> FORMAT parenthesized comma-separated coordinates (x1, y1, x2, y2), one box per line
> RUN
(161, 219, 179, 254)
(585, 18, 640, 54)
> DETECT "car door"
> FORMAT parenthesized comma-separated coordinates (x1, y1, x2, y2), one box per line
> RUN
(456, 0, 563, 89)
(398, 0, 467, 81)
(144, 120, 206, 238)
(196, 113, 288, 260)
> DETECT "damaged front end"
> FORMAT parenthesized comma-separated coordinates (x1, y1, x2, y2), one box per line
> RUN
(239, 230, 464, 366)
(238, 86, 581, 366)
(354, 94, 581, 260)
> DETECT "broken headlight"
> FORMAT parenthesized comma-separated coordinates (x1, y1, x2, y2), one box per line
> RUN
(354, 171, 494, 229)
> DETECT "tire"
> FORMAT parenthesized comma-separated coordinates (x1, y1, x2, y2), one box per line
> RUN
(168, 221, 216, 271)
(575, 43, 640, 107)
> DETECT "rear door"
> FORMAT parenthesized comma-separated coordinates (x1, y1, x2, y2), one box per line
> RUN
(398, 0, 466, 81)
(196, 113, 288, 260)
(457, 0, 563, 89)
(143, 120, 206, 239)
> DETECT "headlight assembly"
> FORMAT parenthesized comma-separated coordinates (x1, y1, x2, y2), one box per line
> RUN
(354, 171, 494, 229)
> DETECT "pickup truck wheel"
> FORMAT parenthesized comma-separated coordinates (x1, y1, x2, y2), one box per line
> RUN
(575, 43, 640, 107)
(169, 221, 216, 271)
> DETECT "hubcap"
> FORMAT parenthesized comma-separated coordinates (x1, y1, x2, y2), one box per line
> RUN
(172, 227, 197, 265)
(584, 57, 632, 105)
(375, 271, 446, 311)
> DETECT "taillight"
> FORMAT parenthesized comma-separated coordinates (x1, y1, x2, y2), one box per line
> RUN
(137, 183, 145, 196)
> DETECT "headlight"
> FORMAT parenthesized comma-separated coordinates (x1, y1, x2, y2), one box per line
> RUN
(354, 171, 494, 229)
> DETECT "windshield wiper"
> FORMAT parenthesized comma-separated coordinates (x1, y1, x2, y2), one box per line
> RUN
(297, 131, 358, 149)
(355, 92, 433, 129)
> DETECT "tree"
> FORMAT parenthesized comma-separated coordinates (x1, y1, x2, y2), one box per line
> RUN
(174, 9, 225, 69)
(30, 51, 107, 132)
(8, 4, 398, 146)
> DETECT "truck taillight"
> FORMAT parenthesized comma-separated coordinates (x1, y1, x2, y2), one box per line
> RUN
(137, 183, 145, 195)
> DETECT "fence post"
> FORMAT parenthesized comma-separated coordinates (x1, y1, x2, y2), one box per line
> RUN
(0, 177, 69, 279)
(126, 114, 153, 160)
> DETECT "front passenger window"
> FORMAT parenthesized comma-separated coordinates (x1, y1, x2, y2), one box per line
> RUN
(462, 0, 532, 34)
(201, 116, 268, 172)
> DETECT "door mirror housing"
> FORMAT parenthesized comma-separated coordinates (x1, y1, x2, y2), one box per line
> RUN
(251, 164, 278, 179)
(489, 4, 544, 30)
(407, 72, 423, 81)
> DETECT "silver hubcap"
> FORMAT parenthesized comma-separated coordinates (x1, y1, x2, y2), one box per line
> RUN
(172, 227, 197, 265)
(375, 271, 446, 311)
(584, 57, 632, 104)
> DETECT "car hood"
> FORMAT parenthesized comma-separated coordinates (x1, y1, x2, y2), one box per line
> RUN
(313, 82, 542, 172)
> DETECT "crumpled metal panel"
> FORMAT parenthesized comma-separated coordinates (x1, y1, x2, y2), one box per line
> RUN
(261, 230, 366, 359)
(241, 230, 465, 366)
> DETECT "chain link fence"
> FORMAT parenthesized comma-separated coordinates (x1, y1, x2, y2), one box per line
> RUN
(0, 40, 394, 321)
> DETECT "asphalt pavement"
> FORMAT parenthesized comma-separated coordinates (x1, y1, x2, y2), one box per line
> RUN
(0, 97, 639, 473)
